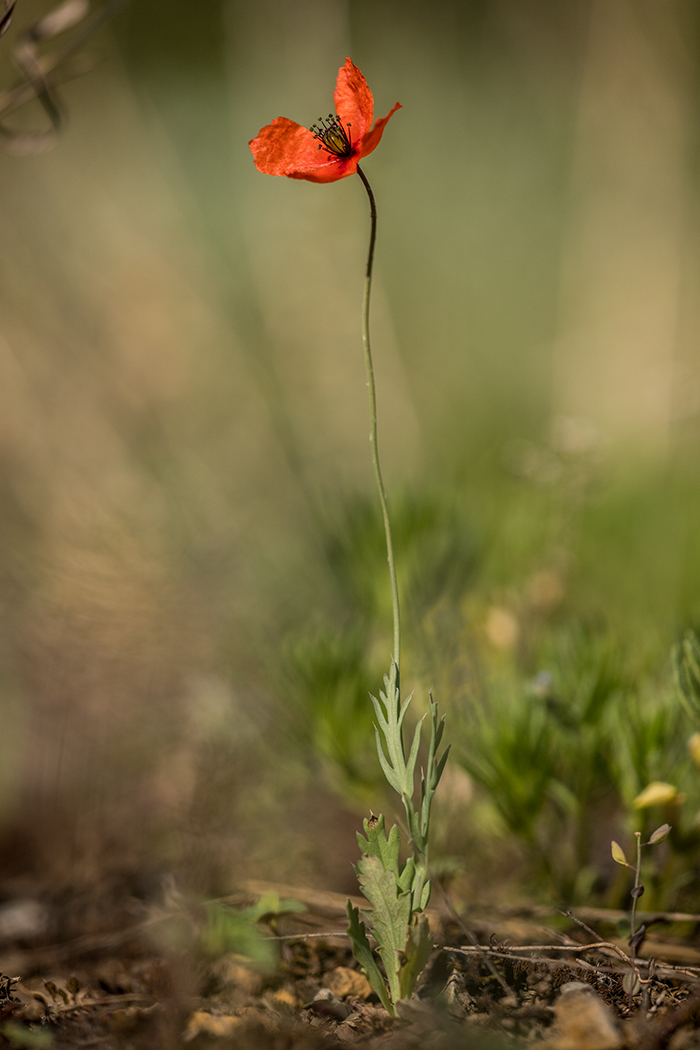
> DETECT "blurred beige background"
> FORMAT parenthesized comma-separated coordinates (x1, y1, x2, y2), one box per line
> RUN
(0, 0, 697, 896)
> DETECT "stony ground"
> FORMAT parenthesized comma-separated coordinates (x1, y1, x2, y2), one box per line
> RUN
(1, 880, 700, 1050)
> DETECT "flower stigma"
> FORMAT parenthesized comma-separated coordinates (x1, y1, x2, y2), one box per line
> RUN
(310, 113, 354, 158)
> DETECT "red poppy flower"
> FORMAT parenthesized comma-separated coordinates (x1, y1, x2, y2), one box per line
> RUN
(249, 58, 401, 184)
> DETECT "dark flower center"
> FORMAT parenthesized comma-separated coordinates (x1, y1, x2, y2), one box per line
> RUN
(310, 113, 354, 159)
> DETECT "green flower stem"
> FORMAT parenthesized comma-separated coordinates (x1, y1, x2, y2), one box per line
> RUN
(356, 164, 401, 691)
(347, 166, 450, 1008)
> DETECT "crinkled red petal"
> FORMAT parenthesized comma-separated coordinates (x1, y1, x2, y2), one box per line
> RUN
(250, 116, 359, 182)
(358, 102, 402, 160)
(334, 58, 373, 143)
(249, 117, 341, 178)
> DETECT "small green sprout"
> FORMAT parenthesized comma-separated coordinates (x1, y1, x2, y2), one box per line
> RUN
(611, 823, 671, 998)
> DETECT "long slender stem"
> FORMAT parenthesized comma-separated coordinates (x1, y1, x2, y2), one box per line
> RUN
(631, 832, 642, 955)
(356, 164, 401, 683)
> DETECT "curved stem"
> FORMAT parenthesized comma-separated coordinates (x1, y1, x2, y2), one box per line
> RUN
(356, 164, 401, 683)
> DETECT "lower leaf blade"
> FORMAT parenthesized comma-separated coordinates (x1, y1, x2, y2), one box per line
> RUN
(346, 901, 394, 1015)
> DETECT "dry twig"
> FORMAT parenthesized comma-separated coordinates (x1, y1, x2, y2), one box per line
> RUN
(0, 0, 133, 152)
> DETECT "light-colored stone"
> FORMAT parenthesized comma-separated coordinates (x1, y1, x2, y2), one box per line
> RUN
(325, 966, 372, 1000)
(537, 984, 622, 1050)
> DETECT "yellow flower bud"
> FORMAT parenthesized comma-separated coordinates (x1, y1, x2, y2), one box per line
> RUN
(633, 781, 678, 809)
(688, 733, 700, 769)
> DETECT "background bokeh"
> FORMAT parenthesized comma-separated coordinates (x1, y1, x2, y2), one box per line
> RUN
(1, 0, 700, 912)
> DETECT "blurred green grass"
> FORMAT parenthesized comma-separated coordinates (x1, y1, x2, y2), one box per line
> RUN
(0, 0, 699, 908)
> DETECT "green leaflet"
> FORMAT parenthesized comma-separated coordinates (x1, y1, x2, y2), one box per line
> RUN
(356, 814, 400, 876)
(397, 855, 415, 895)
(345, 901, 393, 1014)
(356, 853, 411, 1005)
(348, 858, 435, 1010)
(398, 912, 434, 1000)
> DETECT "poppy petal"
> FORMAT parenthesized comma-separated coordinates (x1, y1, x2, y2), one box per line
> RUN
(359, 102, 402, 160)
(249, 117, 327, 176)
(334, 58, 374, 143)
(250, 117, 353, 182)
(287, 157, 358, 183)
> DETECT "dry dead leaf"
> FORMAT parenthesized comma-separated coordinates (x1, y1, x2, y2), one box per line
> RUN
(211, 956, 264, 995)
(325, 966, 373, 1000)
(184, 1010, 243, 1040)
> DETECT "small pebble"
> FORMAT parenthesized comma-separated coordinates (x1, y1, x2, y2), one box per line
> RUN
(535, 983, 622, 1050)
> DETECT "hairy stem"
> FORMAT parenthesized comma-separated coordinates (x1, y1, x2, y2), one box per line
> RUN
(356, 164, 401, 688)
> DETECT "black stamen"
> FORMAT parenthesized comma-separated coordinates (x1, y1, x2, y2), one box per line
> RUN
(309, 113, 354, 159)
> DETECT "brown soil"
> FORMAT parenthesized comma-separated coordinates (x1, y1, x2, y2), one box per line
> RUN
(1, 880, 700, 1050)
